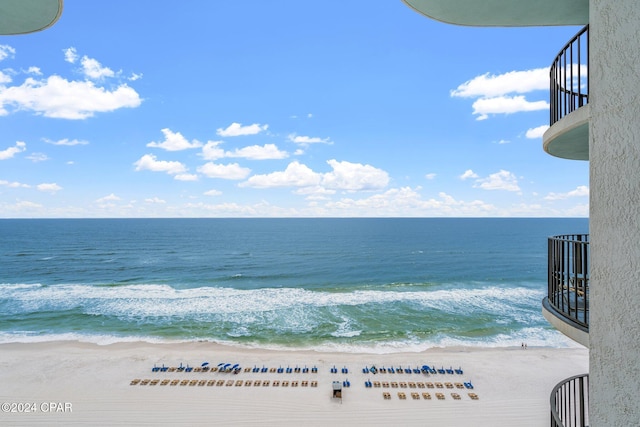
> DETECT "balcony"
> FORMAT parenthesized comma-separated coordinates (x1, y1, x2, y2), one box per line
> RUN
(542, 234, 589, 347)
(543, 25, 589, 160)
(550, 374, 589, 427)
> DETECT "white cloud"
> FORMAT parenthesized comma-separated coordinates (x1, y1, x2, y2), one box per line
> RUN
(545, 185, 589, 200)
(495, 139, 510, 145)
(240, 161, 321, 188)
(473, 170, 521, 192)
(471, 95, 549, 120)
(0, 45, 16, 61)
(174, 173, 198, 181)
(526, 125, 550, 139)
(26, 153, 49, 162)
(63, 47, 78, 63)
(96, 193, 120, 203)
(425, 173, 436, 180)
(460, 169, 478, 180)
(80, 56, 115, 80)
(452, 68, 550, 120)
(216, 122, 268, 137)
(288, 134, 332, 145)
(204, 189, 222, 197)
(44, 138, 89, 146)
(27, 67, 41, 75)
(321, 159, 389, 191)
(451, 68, 549, 98)
(197, 162, 251, 180)
(226, 144, 288, 160)
(133, 154, 187, 175)
(0, 75, 142, 119)
(37, 183, 62, 193)
(240, 160, 389, 192)
(146, 128, 203, 151)
(144, 197, 166, 204)
(0, 179, 30, 188)
(0, 141, 26, 160)
(201, 141, 226, 160)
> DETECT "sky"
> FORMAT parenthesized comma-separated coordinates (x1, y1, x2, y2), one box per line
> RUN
(0, 1, 589, 218)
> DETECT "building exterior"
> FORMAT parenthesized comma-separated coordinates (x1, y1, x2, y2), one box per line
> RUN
(403, 0, 640, 425)
(0, 0, 63, 35)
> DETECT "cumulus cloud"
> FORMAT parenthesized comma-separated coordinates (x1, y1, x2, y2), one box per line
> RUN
(0, 179, 30, 188)
(133, 154, 187, 175)
(146, 128, 203, 151)
(452, 68, 549, 98)
(321, 160, 389, 191)
(0, 141, 26, 160)
(452, 68, 549, 120)
(204, 189, 222, 197)
(37, 183, 62, 193)
(288, 134, 332, 145)
(216, 122, 268, 137)
(545, 185, 589, 200)
(197, 162, 251, 180)
(240, 159, 389, 192)
(425, 173, 436, 180)
(0, 45, 16, 61)
(471, 96, 548, 120)
(526, 125, 550, 139)
(226, 144, 288, 160)
(473, 170, 521, 192)
(80, 56, 115, 80)
(43, 138, 89, 146)
(63, 47, 78, 63)
(174, 173, 198, 181)
(460, 169, 478, 180)
(201, 141, 225, 161)
(240, 161, 321, 188)
(96, 193, 120, 203)
(0, 75, 142, 119)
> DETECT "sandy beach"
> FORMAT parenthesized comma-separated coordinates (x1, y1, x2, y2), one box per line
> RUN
(0, 341, 587, 426)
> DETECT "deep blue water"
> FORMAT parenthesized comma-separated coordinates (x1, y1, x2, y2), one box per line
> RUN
(0, 218, 588, 352)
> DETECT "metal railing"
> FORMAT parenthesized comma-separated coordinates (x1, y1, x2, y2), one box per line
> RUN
(550, 25, 589, 126)
(548, 234, 589, 330)
(551, 374, 589, 427)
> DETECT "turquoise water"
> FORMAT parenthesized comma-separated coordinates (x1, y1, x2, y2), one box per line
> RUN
(0, 218, 588, 352)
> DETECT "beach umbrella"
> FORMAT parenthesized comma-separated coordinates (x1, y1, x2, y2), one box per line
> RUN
(202, 362, 209, 367)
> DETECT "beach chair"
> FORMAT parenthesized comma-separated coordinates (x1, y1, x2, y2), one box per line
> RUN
(383, 392, 391, 400)
(130, 379, 141, 386)
(451, 393, 461, 400)
(468, 393, 479, 400)
(411, 392, 420, 400)
(263, 381, 270, 386)
(254, 380, 261, 387)
(170, 380, 179, 386)
(422, 392, 431, 400)
(332, 381, 343, 403)
(311, 381, 318, 387)
(436, 393, 445, 400)
(398, 392, 407, 400)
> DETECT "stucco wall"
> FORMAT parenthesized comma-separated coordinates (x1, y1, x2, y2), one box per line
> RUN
(589, 0, 640, 425)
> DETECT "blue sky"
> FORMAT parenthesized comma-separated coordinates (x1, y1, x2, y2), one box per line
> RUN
(0, 1, 588, 218)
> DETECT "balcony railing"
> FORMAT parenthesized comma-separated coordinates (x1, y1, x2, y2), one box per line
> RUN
(551, 374, 589, 427)
(550, 25, 589, 126)
(547, 234, 589, 330)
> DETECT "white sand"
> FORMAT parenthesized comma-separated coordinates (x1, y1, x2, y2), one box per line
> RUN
(0, 341, 588, 426)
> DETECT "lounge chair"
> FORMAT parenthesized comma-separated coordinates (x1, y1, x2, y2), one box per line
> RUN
(451, 393, 461, 400)
(411, 392, 420, 400)
(398, 392, 406, 400)
(130, 379, 141, 385)
(436, 393, 445, 400)
(422, 392, 432, 400)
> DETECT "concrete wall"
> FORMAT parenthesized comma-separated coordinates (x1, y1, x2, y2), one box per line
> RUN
(589, 0, 640, 425)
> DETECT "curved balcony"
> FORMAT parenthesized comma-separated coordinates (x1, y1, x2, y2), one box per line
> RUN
(550, 374, 589, 427)
(543, 25, 589, 161)
(542, 234, 589, 347)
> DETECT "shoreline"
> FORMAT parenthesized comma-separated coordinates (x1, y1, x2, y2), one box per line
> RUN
(0, 340, 588, 426)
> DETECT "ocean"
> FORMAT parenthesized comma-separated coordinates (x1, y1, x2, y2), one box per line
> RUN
(0, 218, 588, 352)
